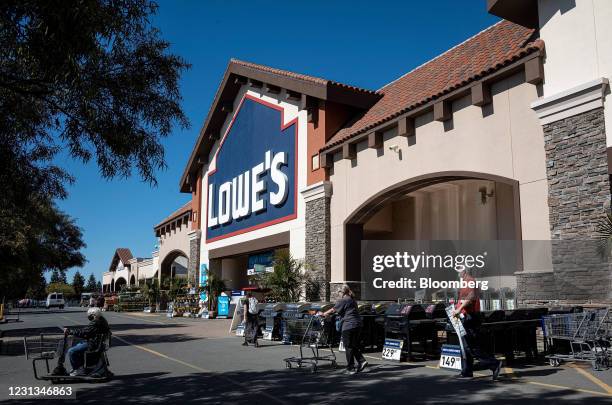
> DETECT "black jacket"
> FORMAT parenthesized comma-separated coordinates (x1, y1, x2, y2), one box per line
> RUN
(69, 316, 111, 350)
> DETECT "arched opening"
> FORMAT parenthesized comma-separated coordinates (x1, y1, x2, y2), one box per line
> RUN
(344, 172, 522, 304)
(160, 250, 189, 288)
(114, 277, 127, 292)
(130, 274, 136, 286)
(110, 279, 115, 292)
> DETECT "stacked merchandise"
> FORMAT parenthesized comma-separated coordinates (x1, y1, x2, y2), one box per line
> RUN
(115, 291, 147, 312)
(169, 294, 200, 317)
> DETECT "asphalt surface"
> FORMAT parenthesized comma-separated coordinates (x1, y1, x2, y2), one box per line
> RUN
(1, 308, 612, 404)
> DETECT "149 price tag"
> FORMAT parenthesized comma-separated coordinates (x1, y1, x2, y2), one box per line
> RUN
(439, 345, 462, 371)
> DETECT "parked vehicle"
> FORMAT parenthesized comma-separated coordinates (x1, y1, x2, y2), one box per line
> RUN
(80, 293, 94, 307)
(46, 293, 65, 309)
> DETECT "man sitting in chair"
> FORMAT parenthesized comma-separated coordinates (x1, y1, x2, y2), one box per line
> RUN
(62, 307, 111, 376)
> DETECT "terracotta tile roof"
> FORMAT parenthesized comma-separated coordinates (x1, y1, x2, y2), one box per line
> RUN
(230, 59, 379, 95)
(154, 201, 192, 229)
(115, 248, 133, 265)
(323, 20, 543, 150)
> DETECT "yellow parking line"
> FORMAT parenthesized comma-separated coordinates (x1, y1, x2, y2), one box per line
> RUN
(504, 366, 518, 379)
(113, 334, 289, 405)
(527, 380, 612, 397)
(360, 349, 611, 397)
(570, 364, 612, 395)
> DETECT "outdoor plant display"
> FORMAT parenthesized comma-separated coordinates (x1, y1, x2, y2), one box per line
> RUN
(255, 250, 311, 302)
(141, 280, 160, 311)
(207, 272, 227, 316)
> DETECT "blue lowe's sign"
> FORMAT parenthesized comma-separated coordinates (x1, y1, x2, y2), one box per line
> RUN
(206, 95, 298, 242)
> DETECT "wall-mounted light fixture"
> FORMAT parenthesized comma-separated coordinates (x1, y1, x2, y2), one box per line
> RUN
(478, 186, 495, 205)
(388, 144, 400, 154)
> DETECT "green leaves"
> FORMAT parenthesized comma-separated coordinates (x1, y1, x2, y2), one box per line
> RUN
(257, 250, 310, 303)
(595, 212, 612, 258)
(0, 1, 189, 300)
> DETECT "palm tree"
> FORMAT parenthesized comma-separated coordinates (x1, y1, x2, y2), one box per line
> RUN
(595, 212, 612, 257)
(258, 250, 310, 302)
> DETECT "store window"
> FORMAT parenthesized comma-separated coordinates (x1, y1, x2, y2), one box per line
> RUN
(311, 154, 320, 171)
(247, 251, 275, 275)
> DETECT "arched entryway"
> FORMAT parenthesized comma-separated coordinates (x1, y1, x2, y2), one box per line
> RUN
(343, 172, 522, 303)
(110, 279, 115, 292)
(130, 274, 136, 286)
(114, 277, 127, 292)
(159, 249, 188, 288)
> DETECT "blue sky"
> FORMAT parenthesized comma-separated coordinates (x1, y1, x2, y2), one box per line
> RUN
(55, 0, 499, 283)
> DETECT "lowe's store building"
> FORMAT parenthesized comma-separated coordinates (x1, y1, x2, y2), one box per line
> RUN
(180, 1, 612, 306)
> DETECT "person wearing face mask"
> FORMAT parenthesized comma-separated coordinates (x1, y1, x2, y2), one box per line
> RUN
(62, 307, 111, 376)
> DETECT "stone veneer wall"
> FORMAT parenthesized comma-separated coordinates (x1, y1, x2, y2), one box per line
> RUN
(518, 108, 612, 305)
(329, 282, 363, 300)
(305, 196, 331, 301)
(188, 231, 201, 287)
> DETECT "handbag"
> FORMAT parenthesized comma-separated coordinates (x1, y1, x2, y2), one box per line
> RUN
(335, 316, 343, 332)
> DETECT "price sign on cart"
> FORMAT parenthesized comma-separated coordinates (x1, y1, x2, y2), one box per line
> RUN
(439, 344, 462, 371)
(382, 338, 403, 361)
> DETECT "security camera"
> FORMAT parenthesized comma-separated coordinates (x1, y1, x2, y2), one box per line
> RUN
(388, 144, 400, 153)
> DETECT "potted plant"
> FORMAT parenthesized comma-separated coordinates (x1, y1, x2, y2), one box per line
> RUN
(142, 279, 160, 312)
(255, 250, 310, 302)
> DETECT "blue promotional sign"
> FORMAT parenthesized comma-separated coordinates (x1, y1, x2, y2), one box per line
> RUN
(206, 95, 297, 242)
(199, 264, 208, 287)
(217, 296, 230, 318)
(199, 291, 208, 302)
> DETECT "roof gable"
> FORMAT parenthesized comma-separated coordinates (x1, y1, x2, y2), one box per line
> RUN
(179, 59, 381, 192)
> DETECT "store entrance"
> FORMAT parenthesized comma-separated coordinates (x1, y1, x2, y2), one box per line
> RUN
(345, 175, 522, 304)
(209, 247, 285, 291)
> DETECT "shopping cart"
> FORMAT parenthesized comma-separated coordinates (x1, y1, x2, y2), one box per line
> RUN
(23, 334, 71, 380)
(542, 308, 611, 370)
(283, 315, 337, 372)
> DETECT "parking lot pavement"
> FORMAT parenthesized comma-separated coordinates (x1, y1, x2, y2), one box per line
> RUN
(2, 309, 612, 404)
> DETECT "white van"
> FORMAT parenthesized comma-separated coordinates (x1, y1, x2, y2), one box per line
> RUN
(46, 292, 65, 309)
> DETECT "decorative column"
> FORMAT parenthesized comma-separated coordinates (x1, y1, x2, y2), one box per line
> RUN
(302, 181, 332, 301)
(188, 230, 202, 288)
(519, 78, 612, 304)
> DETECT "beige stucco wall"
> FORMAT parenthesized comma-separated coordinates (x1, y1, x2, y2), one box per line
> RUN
(158, 217, 192, 275)
(538, 0, 612, 145)
(328, 73, 551, 282)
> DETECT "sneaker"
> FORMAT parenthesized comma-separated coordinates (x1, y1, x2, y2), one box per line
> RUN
(70, 368, 86, 377)
(456, 373, 473, 379)
(492, 361, 502, 381)
(343, 368, 357, 375)
(242, 342, 248, 346)
(357, 361, 368, 372)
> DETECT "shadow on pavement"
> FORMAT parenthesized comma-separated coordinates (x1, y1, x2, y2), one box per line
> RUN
(111, 333, 200, 347)
(4, 365, 608, 404)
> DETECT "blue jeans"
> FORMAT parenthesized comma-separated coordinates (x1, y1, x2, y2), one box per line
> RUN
(67, 342, 89, 370)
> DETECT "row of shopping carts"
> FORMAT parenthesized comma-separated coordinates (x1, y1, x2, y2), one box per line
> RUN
(542, 308, 612, 370)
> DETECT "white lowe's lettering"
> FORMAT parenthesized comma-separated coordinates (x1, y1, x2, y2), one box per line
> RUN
(207, 150, 288, 228)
